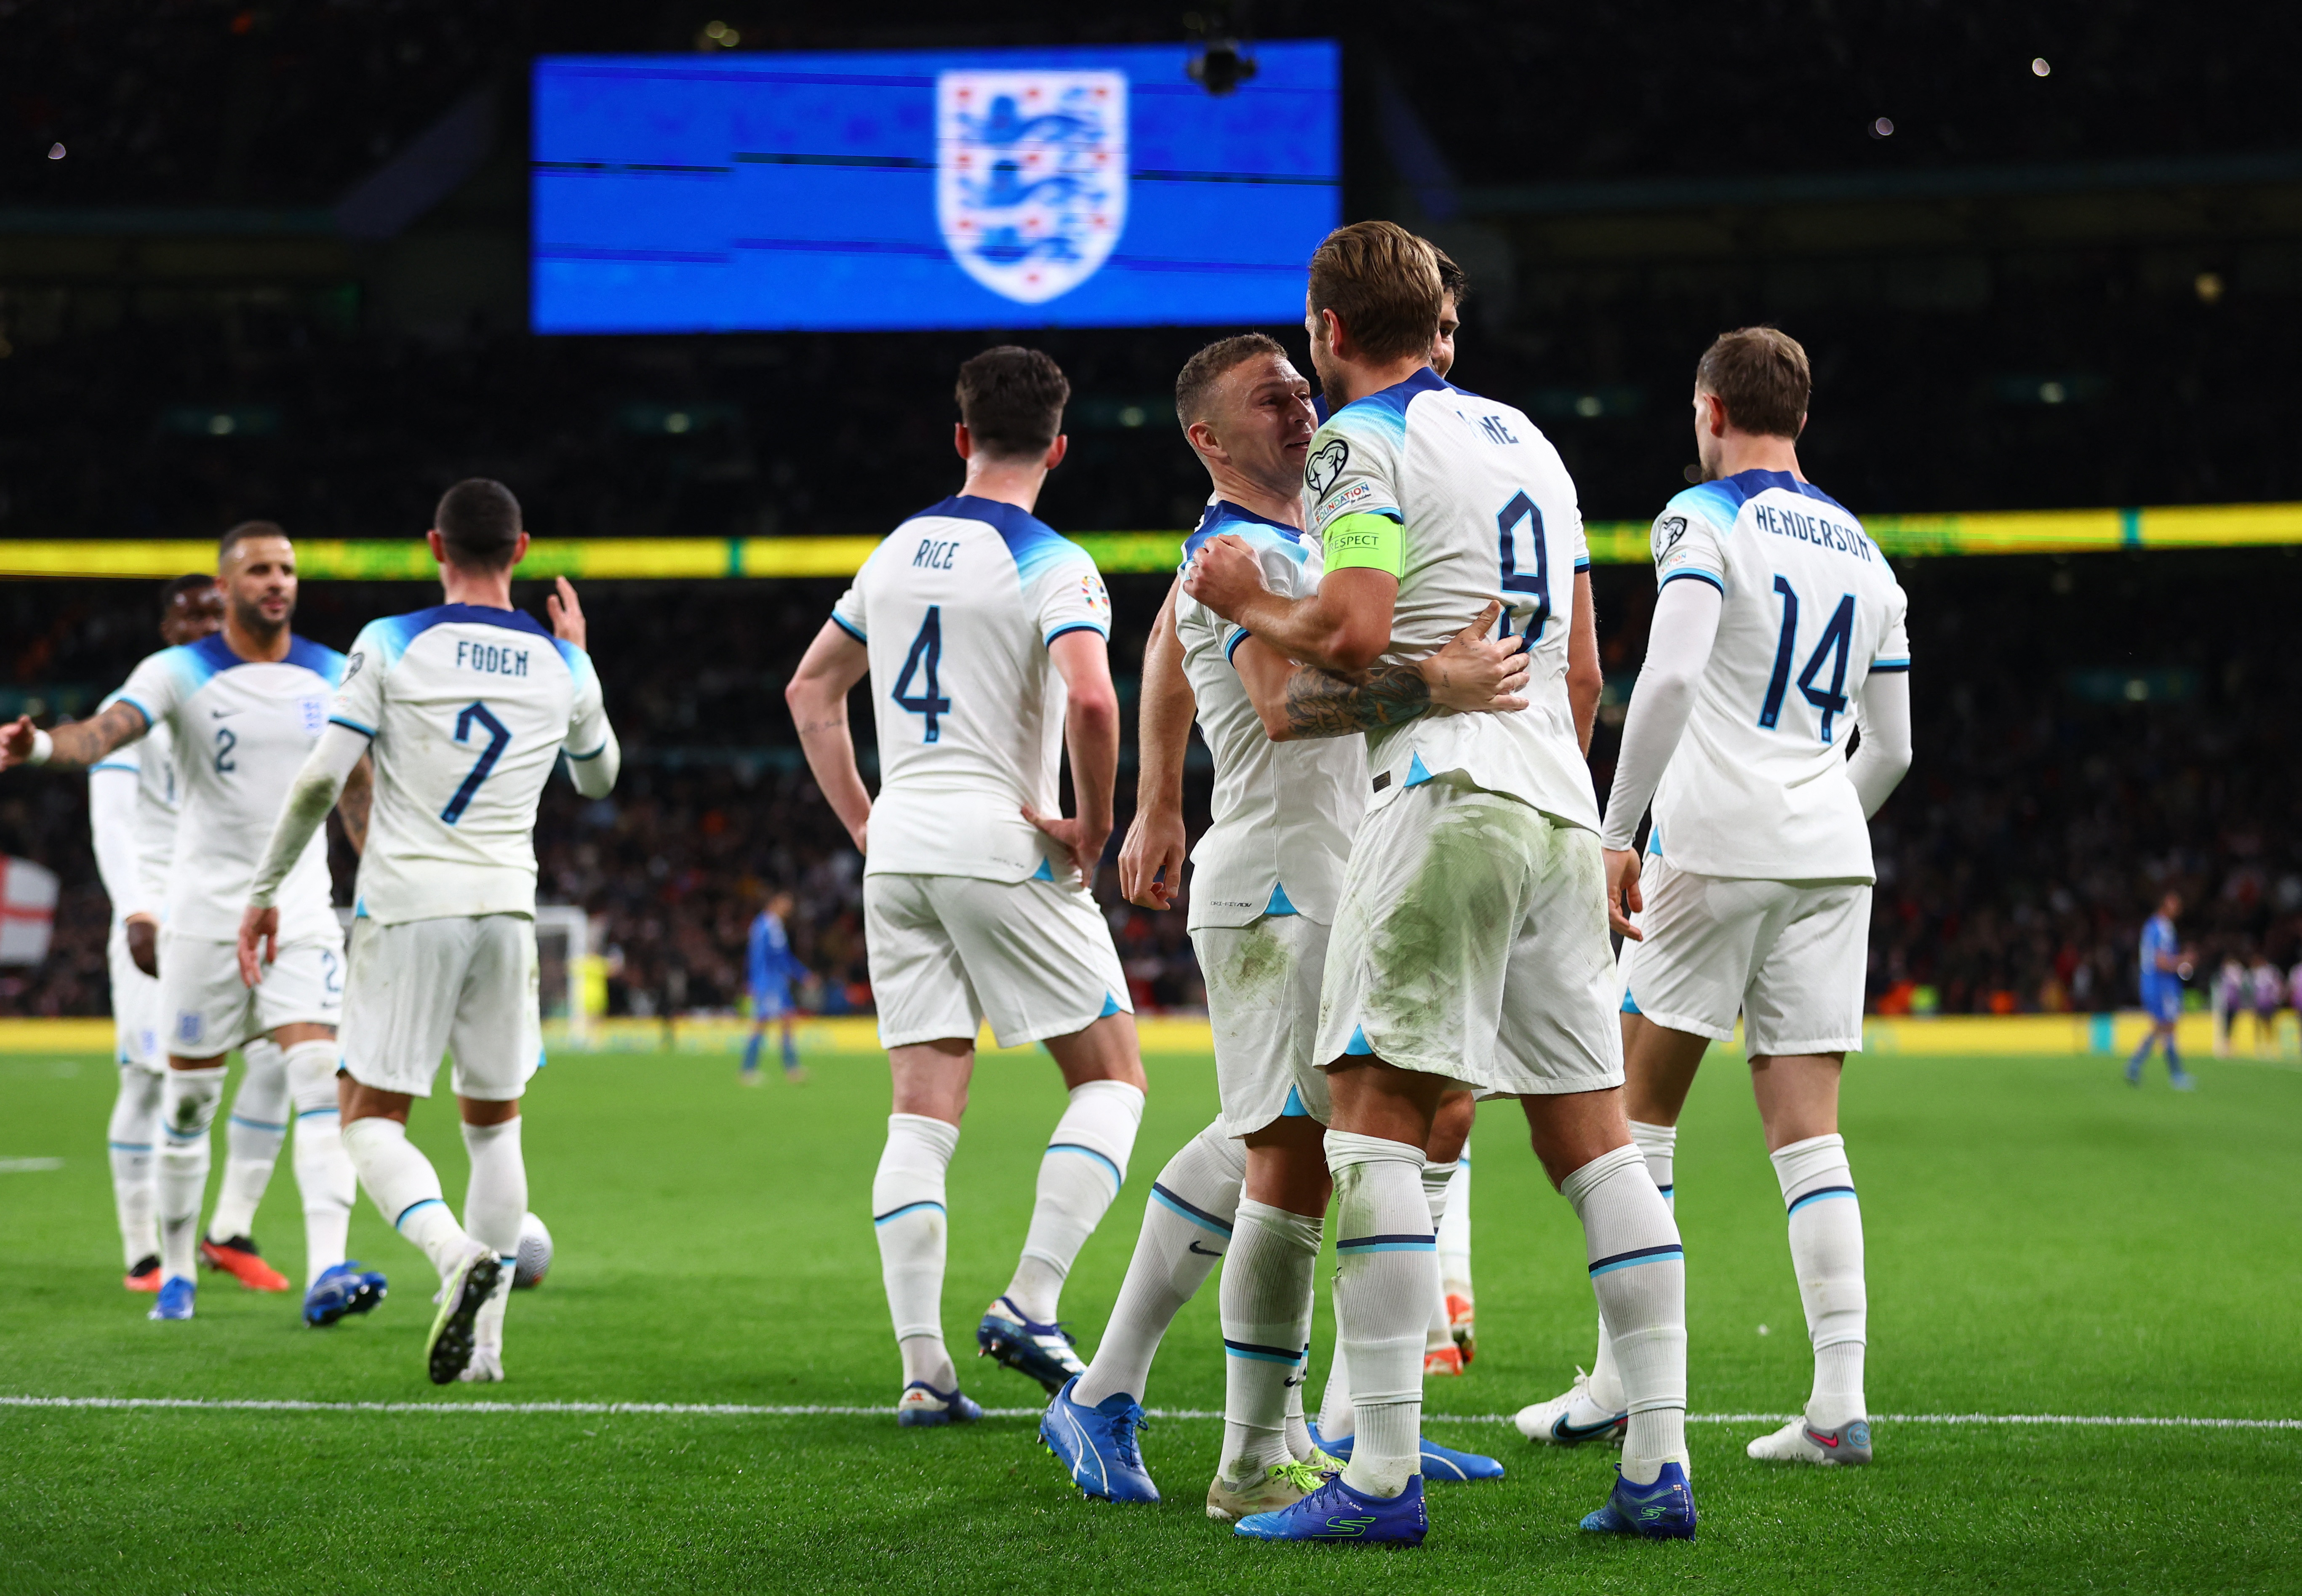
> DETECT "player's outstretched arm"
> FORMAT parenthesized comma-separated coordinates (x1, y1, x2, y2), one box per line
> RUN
(1183, 534, 1395, 675)
(1028, 629, 1121, 886)
(1118, 577, 1192, 909)
(0, 701, 149, 774)
(237, 722, 370, 985)
(1240, 600, 1527, 743)
(1846, 668, 1913, 819)
(784, 619, 874, 854)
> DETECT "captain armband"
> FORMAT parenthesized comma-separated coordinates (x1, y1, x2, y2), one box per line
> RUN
(1322, 512, 1404, 578)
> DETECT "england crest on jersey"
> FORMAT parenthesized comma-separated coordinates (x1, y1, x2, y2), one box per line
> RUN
(936, 70, 1127, 305)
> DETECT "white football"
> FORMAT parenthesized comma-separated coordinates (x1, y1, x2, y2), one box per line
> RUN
(513, 1211, 553, 1289)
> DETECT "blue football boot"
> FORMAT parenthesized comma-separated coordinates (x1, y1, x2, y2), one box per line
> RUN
(147, 1275, 195, 1321)
(895, 1380, 982, 1428)
(302, 1261, 389, 1327)
(1233, 1470, 1427, 1545)
(1579, 1460, 1699, 1541)
(976, 1295, 1086, 1395)
(1040, 1376, 1158, 1504)
(1307, 1421, 1504, 1482)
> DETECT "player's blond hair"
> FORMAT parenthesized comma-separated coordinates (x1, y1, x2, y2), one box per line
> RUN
(1307, 221, 1443, 365)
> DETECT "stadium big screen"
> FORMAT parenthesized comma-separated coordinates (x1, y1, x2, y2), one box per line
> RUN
(531, 41, 1342, 334)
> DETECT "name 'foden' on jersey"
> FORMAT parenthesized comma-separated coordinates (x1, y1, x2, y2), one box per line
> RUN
(455, 639, 532, 676)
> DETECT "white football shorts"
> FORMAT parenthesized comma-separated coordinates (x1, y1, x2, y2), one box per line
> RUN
(340, 913, 543, 1100)
(1195, 911, 1333, 1135)
(162, 929, 343, 1060)
(107, 921, 163, 1074)
(1617, 857, 1871, 1057)
(1314, 775, 1622, 1097)
(864, 873, 1132, 1051)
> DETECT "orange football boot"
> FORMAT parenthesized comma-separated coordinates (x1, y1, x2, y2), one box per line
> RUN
(200, 1234, 291, 1292)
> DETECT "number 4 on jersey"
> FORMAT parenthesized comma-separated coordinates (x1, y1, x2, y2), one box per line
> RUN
(892, 606, 952, 744)
(1758, 577, 1856, 744)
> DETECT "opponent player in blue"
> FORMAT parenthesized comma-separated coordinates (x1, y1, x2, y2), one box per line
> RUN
(741, 890, 808, 1084)
(2128, 891, 2195, 1089)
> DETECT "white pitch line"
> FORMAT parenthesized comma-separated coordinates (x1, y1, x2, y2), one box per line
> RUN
(3, 1395, 2297, 1429)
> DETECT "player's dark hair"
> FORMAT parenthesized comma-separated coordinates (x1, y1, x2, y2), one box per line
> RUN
(955, 346, 1070, 461)
(1696, 326, 1810, 440)
(217, 520, 288, 564)
(1432, 245, 1468, 307)
(158, 573, 214, 618)
(1306, 221, 1442, 365)
(1174, 332, 1288, 431)
(435, 478, 525, 572)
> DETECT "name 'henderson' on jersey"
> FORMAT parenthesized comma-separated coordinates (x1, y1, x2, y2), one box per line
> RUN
(328, 602, 611, 924)
(1306, 365, 1597, 832)
(832, 494, 1112, 883)
(1646, 467, 1911, 882)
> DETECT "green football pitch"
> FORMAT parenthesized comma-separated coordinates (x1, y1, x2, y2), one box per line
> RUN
(3, 1042, 2297, 1594)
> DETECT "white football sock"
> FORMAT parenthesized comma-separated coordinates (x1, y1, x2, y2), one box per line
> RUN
(1589, 1120, 1676, 1409)
(1436, 1154, 1472, 1300)
(1773, 1132, 1867, 1427)
(157, 1065, 226, 1281)
(1563, 1142, 1687, 1486)
(1004, 1079, 1144, 1324)
(342, 1115, 472, 1281)
(1318, 1337, 1354, 1442)
(206, 1038, 287, 1242)
(1072, 1121, 1243, 1409)
(1421, 1159, 1458, 1354)
(1285, 1341, 1316, 1462)
(284, 1042, 354, 1288)
(1218, 1199, 1321, 1481)
(873, 1113, 959, 1390)
(461, 1118, 528, 1258)
(107, 1065, 163, 1269)
(1326, 1129, 1431, 1499)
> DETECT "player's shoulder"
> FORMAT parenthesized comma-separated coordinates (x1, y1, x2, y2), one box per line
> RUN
(1181, 499, 1310, 567)
(352, 603, 573, 675)
(128, 633, 238, 699)
(895, 494, 1095, 584)
(1317, 365, 1454, 452)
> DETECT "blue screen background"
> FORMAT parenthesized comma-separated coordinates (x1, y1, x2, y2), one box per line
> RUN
(531, 42, 1340, 334)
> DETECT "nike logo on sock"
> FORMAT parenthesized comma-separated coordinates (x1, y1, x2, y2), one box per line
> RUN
(1188, 1240, 1223, 1257)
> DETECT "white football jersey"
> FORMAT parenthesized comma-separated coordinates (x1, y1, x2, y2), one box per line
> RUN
(329, 603, 610, 925)
(117, 633, 346, 942)
(1304, 367, 1597, 829)
(1174, 500, 1366, 931)
(832, 495, 1112, 883)
(93, 673, 183, 924)
(1646, 469, 1911, 881)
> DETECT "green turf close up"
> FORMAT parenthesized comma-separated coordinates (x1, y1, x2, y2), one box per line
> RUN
(2, 1044, 2297, 1593)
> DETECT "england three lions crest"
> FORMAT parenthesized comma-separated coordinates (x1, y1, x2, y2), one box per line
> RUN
(937, 70, 1127, 305)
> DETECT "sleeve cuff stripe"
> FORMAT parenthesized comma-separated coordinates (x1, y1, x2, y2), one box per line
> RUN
(1869, 660, 1912, 673)
(1045, 622, 1109, 646)
(90, 762, 136, 774)
(830, 614, 867, 643)
(1574, 557, 1592, 571)
(116, 695, 154, 727)
(327, 717, 377, 738)
(1659, 569, 1726, 593)
(567, 743, 608, 761)
(1224, 629, 1251, 662)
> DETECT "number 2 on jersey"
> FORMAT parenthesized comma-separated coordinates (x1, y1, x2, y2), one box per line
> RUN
(1758, 576, 1856, 744)
(441, 701, 510, 825)
(1496, 491, 1551, 642)
(892, 606, 951, 744)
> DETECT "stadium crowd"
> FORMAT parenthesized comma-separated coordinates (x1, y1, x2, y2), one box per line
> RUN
(7, 549, 2298, 1026)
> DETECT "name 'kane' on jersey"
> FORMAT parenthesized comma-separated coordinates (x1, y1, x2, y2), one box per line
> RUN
(832, 495, 1111, 883)
(1647, 469, 1910, 881)
(1305, 367, 1596, 830)
(329, 603, 610, 923)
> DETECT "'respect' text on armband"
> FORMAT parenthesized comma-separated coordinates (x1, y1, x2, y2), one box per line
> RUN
(1322, 512, 1404, 577)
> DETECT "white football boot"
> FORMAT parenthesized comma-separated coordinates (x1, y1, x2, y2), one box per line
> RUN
(1512, 1369, 1629, 1447)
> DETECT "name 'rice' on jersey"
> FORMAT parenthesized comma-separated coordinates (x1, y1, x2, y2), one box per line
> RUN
(329, 604, 610, 923)
(116, 633, 345, 942)
(1173, 500, 1366, 930)
(832, 495, 1112, 882)
(1305, 366, 1596, 830)
(1646, 468, 1910, 881)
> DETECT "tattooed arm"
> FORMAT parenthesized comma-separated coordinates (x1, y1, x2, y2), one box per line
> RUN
(0, 701, 150, 773)
(1234, 600, 1528, 744)
(335, 753, 374, 856)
